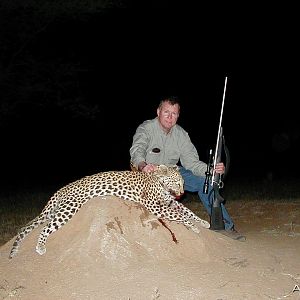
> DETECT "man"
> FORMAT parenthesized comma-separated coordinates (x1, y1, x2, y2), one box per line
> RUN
(130, 96, 245, 241)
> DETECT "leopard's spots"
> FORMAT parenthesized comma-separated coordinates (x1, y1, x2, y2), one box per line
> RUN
(9, 165, 210, 258)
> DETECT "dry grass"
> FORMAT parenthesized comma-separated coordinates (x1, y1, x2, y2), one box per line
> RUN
(0, 188, 53, 246)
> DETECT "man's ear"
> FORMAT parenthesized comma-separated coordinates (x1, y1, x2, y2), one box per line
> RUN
(156, 107, 160, 117)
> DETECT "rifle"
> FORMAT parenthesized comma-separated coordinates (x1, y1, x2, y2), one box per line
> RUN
(203, 77, 230, 230)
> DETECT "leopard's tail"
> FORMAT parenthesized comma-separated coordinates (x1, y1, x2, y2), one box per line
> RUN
(8, 213, 49, 259)
(9, 196, 59, 259)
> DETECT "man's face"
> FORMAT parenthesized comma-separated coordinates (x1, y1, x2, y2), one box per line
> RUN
(157, 101, 180, 133)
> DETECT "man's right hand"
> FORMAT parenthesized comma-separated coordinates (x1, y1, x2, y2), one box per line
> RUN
(141, 163, 157, 173)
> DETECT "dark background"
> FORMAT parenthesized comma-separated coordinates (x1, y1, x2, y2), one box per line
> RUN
(1, 2, 299, 191)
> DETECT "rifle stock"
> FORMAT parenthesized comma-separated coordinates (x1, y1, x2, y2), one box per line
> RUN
(210, 126, 225, 230)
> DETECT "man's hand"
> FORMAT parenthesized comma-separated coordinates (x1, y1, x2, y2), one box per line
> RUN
(214, 162, 225, 175)
(142, 163, 157, 173)
(137, 161, 157, 173)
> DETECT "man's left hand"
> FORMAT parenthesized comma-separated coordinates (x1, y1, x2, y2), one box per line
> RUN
(214, 162, 225, 175)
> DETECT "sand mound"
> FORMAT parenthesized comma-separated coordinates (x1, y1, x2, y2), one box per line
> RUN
(1, 196, 299, 299)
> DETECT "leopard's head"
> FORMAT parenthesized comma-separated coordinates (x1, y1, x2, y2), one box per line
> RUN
(153, 165, 184, 198)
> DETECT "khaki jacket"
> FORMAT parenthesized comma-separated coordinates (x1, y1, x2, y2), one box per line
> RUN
(130, 117, 207, 177)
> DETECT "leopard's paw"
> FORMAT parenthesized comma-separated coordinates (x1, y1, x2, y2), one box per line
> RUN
(36, 244, 46, 255)
(198, 219, 210, 229)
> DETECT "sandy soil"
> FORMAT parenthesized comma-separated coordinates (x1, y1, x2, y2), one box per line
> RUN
(1, 196, 300, 300)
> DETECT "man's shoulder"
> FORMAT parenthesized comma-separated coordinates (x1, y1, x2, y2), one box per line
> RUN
(174, 124, 188, 135)
(138, 118, 157, 129)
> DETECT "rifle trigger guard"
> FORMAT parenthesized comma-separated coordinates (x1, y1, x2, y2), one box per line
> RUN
(219, 181, 224, 189)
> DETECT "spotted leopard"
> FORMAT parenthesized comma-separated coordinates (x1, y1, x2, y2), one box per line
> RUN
(9, 165, 210, 258)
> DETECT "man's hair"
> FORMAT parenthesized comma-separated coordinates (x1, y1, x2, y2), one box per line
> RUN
(158, 96, 181, 110)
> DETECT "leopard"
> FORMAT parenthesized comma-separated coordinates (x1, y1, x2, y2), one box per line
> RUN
(9, 164, 210, 258)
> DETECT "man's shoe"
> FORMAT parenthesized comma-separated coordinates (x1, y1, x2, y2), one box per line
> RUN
(224, 227, 246, 241)
(212, 227, 246, 242)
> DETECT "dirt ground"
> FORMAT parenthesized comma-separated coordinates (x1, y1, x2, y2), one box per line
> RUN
(1, 196, 300, 300)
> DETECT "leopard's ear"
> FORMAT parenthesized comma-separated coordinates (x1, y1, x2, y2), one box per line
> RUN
(171, 165, 179, 171)
(155, 164, 168, 174)
(156, 165, 179, 173)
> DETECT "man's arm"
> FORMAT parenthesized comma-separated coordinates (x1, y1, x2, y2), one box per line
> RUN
(130, 122, 149, 170)
(178, 130, 207, 177)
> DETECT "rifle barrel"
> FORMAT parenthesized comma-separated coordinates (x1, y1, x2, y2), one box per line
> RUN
(212, 76, 227, 185)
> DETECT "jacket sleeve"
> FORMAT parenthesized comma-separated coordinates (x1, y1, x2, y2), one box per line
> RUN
(129, 121, 149, 169)
(179, 130, 207, 177)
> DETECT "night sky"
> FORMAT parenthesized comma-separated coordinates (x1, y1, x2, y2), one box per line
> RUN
(1, 4, 299, 190)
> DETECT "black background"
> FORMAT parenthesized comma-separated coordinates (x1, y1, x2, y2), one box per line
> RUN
(1, 5, 299, 190)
